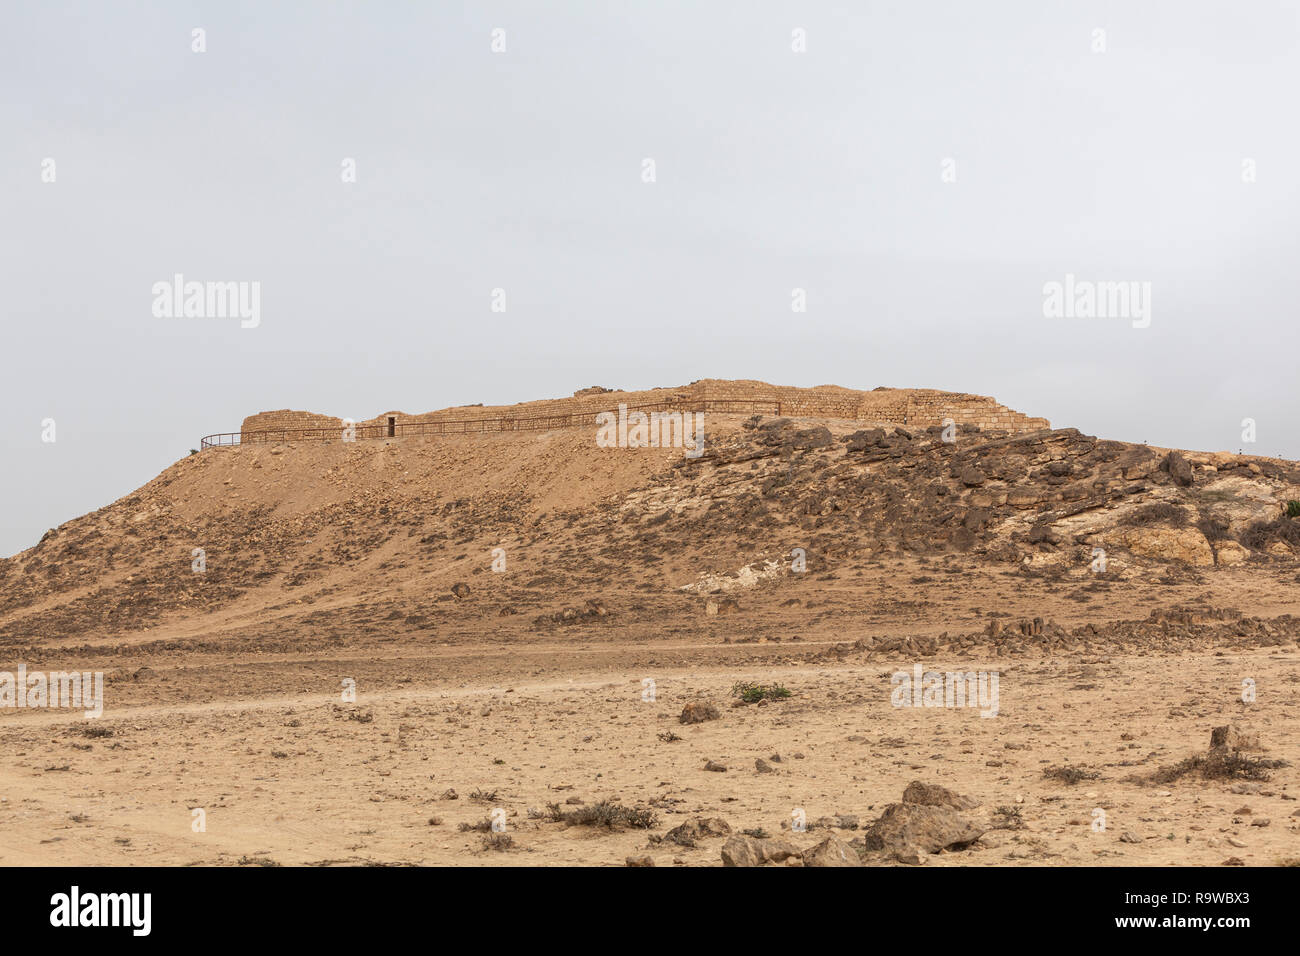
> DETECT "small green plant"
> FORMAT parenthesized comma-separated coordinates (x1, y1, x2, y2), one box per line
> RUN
(731, 681, 792, 704)
(1285, 500, 1300, 518)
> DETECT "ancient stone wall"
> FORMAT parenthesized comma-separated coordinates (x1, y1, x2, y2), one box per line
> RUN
(239, 410, 344, 440)
(237, 381, 1049, 438)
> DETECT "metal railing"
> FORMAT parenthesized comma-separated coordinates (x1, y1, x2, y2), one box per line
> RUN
(200, 398, 781, 449)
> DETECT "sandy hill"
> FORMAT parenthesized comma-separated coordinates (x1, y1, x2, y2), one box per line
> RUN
(3, 383, 1298, 657)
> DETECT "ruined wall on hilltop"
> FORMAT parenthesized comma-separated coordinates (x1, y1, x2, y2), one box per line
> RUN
(238, 381, 1049, 439)
(240, 409, 345, 440)
(882, 390, 1051, 432)
(689, 381, 1050, 432)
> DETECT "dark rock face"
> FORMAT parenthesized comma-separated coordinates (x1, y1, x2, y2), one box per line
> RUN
(1163, 451, 1194, 487)
(843, 428, 886, 452)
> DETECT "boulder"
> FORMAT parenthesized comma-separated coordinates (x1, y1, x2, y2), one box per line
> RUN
(679, 702, 720, 724)
(901, 780, 980, 810)
(802, 835, 862, 867)
(843, 428, 886, 452)
(662, 817, 731, 847)
(1162, 451, 1194, 487)
(862, 803, 985, 861)
(720, 835, 761, 867)
(720, 835, 804, 867)
(759, 840, 803, 863)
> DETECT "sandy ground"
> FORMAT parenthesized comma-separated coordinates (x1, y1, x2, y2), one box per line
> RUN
(2, 629, 1297, 866)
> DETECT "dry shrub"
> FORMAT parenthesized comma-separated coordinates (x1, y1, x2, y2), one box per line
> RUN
(546, 800, 657, 830)
(1148, 750, 1289, 785)
(1241, 516, 1300, 551)
(1121, 503, 1189, 527)
(1043, 765, 1102, 785)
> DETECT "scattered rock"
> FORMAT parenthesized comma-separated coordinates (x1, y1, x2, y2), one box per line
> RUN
(662, 817, 731, 847)
(679, 702, 720, 724)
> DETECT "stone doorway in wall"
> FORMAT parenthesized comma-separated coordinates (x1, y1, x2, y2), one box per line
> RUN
(387, 417, 396, 437)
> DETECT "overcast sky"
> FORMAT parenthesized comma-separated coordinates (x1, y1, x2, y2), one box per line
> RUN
(3, 1, 1297, 557)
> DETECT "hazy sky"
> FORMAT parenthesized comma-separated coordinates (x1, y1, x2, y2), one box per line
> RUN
(3, 1, 1298, 557)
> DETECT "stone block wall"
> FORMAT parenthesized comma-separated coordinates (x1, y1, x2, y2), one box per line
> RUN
(240, 409, 344, 441)
(237, 380, 1049, 439)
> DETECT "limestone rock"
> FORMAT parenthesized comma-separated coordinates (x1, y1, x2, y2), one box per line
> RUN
(901, 780, 980, 810)
(1119, 526, 1213, 566)
(862, 802, 985, 861)
(802, 835, 862, 867)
